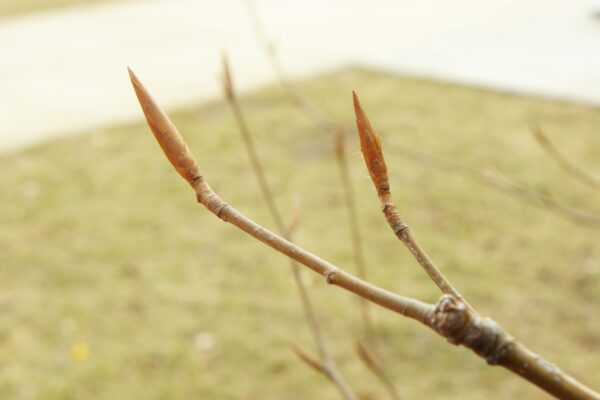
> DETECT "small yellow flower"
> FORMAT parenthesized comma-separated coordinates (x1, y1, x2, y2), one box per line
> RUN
(70, 342, 90, 362)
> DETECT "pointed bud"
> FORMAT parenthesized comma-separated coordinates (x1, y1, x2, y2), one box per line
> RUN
(128, 67, 201, 187)
(352, 92, 390, 198)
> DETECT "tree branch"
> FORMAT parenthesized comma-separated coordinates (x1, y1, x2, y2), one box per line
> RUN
(356, 340, 402, 400)
(128, 67, 600, 400)
(353, 92, 472, 311)
(531, 124, 600, 192)
(289, 342, 328, 376)
(335, 128, 374, 338)
(284, 196, 302, 234)
(246, 0, 334, 129)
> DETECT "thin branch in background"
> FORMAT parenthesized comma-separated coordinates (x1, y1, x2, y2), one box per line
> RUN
(246, 0, 333, 129)
(289, 342, 328, 376)
(246, 6, 398, 393)
(129, 67, 600, 400)
(221, 57, 357, 400)
(349, 91, 600, 400)
(246, 0, 374, 340)
(285, 195, 303, 234)
(391, 143, 600, 230)
(251, 0, 600, 233)
(531, 124, 600, 192)
(356, 340, 402, 400)
(353, 93, 472, 310)
(335, 128, 374, 338)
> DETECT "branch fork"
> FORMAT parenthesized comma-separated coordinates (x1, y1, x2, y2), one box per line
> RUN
(429, 295, 514, 365)
(129, 66, 600, 400)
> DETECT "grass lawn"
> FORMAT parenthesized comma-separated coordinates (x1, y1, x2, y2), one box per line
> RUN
(1, 67, 599, 399)
(0, 0, 123, 17)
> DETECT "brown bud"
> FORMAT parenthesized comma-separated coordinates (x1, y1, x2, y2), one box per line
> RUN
(128, 67, 201, 187)
(352, 91, 390, 198)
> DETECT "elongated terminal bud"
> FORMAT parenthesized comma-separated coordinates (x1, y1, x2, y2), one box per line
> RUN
(353, 91, 390, 199)
(128, 67, 201, 187)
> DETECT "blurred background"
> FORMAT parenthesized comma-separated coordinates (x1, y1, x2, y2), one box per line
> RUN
(1, 0, 599, 399)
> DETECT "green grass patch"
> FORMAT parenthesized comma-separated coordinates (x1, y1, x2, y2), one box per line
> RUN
(1, 67, 599, 399)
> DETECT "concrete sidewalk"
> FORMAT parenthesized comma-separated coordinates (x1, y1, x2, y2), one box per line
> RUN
(1, 0, 599, 152)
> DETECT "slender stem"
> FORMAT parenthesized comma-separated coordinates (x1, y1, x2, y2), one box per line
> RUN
(128, 67, 600, 400)
(335, 129, 374, 338)
(194, 176, 432, 321)
(531, 124, 600, 192)
(284, 196, 302, 233)
(357, 341, 402, 400)
(221, 57, 356, 400)
(196, 177, 600, 400)
(393, 144, 600, 229)
(289, 342, 328, 376)
(246, 0, 333, 129)
(352, 92, 472, 310)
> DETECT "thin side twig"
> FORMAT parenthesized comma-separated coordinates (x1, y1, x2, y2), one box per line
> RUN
(391, 143, 600, 229)
(128, 68, 600, 400)
(356, 340, 402, 400)
(531, 124, 600, 192)
(222, 57, 357, 400)
(348, 90, 600, 400)
(353, 92, 472, 310)
(246, 0, 333, 129)
(289, 342, 328, 376)
(335, 128, 374, 338)
(284, 196, 302, 234)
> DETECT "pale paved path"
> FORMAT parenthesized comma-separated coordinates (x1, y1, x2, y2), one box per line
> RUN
(1, 0, 599, 152)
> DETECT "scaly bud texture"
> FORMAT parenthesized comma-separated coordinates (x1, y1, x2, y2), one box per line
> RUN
(128, 67, 201, 187)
